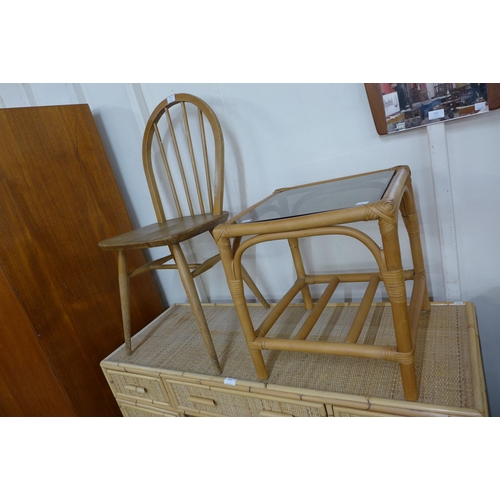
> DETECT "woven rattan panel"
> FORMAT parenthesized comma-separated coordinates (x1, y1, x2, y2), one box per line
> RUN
(169, 381, 325, 417)
(106, 303, 476, 410)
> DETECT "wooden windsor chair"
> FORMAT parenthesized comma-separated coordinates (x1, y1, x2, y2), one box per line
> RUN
(99, 93, 269, 374)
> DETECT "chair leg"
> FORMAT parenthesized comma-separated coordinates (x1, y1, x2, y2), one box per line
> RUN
(118, 250, 132, 355)
(170, 243, 222, 375)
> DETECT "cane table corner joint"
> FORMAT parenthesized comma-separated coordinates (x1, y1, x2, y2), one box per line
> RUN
(213, 165, 430, 402)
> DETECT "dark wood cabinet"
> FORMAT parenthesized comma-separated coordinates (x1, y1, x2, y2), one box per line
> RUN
(0, 104, 164, 416)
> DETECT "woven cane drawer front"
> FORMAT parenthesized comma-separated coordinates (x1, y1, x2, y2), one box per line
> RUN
(105, 369, 172, 407)
(117, 399, 178, 417)
(168, 380, 326, 417)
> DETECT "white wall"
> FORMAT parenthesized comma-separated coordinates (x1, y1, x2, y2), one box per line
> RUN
(1, 83, 499, 415)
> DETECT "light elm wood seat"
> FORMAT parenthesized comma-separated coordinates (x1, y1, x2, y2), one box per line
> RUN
(99, 93, 268, 374)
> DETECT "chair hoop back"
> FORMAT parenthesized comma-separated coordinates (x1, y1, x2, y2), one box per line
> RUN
(142, 93, 225, 223)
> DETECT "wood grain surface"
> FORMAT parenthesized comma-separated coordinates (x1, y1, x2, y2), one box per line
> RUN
(0, 104, 164, 416)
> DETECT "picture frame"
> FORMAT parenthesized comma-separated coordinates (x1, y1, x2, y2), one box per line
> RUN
(365, 83, 500, 135)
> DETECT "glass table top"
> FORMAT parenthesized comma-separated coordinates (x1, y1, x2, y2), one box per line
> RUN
(237, 170, 395, 224)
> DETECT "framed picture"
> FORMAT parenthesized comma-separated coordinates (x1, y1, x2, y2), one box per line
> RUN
(365, 83, 500, 135)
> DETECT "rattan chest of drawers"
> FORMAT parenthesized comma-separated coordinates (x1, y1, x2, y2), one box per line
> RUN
(101, 302, 488, 417)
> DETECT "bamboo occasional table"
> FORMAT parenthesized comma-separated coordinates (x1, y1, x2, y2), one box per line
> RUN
(213, 166, 430, 402)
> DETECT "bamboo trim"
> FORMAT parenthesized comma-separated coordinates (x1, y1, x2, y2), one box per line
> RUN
(170, 377, 324, 408)
(294, 395, 371, 412)
(366, 396, 483, 417)
(344, 274, 380, 343)
(206, 386, 326, 408)
(119, 400, 173, 417)
(294, 276, 340, 341)
(180, 407, 223, 417)
(265, 385, 372, 409)
(333, 407, 399, 417)
(187, 395, 216, 406)
(197, 380, 254, 394)
(133, 400, 177, 414)
(259, 410, 294, 417)
(248, 386, 303, 401)
(466, 302, 488, 416)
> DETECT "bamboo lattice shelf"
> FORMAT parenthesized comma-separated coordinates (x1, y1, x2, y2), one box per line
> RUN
(101, 302, 488, 417)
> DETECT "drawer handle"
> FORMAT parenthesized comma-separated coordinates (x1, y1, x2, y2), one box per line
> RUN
(124, 384, 147, 395)
(187, 396, 216, 406)
(259, 410, 293, 417)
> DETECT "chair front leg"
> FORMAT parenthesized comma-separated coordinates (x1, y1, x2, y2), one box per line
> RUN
(118, 250, 132, 355)
(170, 243, 222, 375)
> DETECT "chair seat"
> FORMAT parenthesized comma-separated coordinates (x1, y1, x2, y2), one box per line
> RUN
(99, 212, 229, 251)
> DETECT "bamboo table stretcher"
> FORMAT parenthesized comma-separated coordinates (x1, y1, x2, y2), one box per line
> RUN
(213, 166, 430, 402)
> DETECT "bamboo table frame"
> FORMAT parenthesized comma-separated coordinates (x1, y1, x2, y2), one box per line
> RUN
(213, 166, 430, 401)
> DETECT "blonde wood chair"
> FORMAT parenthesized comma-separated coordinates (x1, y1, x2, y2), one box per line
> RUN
(99, 93, 269, 374)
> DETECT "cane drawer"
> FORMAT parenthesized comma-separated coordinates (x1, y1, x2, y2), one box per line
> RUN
(104, 369, 172, 408)
(117, 399, 178, 417)
(168, 380, 327, 417)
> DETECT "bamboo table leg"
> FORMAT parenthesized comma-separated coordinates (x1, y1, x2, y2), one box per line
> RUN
(379, 210, 419, 402)
(218, 237, 269, 380)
